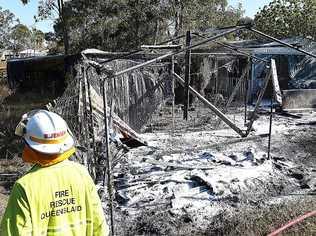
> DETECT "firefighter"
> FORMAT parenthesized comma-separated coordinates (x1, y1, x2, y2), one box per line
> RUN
(0, 110, 108, 236)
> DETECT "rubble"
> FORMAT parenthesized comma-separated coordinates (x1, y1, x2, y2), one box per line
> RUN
(99, 109, 316, 234)
(48, 46, 316, 234)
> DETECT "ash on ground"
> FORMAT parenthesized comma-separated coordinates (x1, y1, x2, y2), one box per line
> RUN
(99, 105, 316, 235)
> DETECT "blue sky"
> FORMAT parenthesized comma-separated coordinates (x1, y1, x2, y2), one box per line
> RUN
(0, 0, 53, 32)
(0, 0, 273, 33)
(229, 0, 273, 16)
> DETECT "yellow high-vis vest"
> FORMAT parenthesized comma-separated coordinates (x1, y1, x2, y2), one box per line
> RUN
(0, 160, 109, 236)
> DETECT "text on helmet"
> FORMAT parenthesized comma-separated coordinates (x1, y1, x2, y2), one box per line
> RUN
(44, 131, 66, 139)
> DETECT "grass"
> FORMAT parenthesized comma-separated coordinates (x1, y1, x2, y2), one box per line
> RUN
(206, 197, 316, 236)
(0, 80, 11, 104)
(0, 83, 56, 158)
(118, 196, 316, 235)
(0, 188, 9, 222)
(0, 158, 30, 222)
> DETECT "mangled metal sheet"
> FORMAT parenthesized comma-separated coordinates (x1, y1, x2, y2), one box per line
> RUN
(80, 83, 147, 146)
(84, 57, 172, 132)
(271, 59, 283, 106)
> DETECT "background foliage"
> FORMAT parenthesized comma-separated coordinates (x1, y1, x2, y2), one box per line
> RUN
(6, 0, 316, 54)
(255, 0, 316, 40)
(0, 6, 45, 53)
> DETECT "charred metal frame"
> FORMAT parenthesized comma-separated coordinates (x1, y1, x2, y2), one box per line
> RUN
(81, 67, 90, 167)
(191, 32, 269, 64)
(183, 31, 191, 120)
(245, 63, 272, 136)
(248, 28, 316, 59)
(225, 62, 251, 109)
(83, 25, 308, 139)
(171, 56, 175, 134)
(80, 25, 316, 235)
(101, 77, 115, 236)
(173, 72, 245, 136)
(83, 26, 248, 137)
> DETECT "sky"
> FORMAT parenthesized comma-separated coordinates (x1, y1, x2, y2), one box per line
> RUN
(0, 0, 53, 32)
(0, 0, 273, 33)
(229, 0, 273, 17)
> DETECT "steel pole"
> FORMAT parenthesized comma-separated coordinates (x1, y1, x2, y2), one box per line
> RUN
(112, 26, 246, 78)
(81, 67, 89, 167)
(101, 79, 115, 236)
(100, 34, 186, 65)
(268, 97, 273, 160)
(184, 31, 191, 120)
(173, 72, 246, 137)
(192, 32, 269, 64)
(171, 56, 175, 134)
(248, 28, 316, 59)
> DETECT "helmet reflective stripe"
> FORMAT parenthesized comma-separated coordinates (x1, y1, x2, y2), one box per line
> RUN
(29, 134, 69, 145)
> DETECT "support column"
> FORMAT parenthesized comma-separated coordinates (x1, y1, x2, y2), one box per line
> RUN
(81, 67, 89, 167)
(102, 79, 115, 236)
(171, 56, 175, 133)
(183, 30, 191, 120)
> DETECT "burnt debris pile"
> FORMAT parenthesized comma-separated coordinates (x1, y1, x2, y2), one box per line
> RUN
(47, 35, 316, 234)
(50, 49, 172, 178)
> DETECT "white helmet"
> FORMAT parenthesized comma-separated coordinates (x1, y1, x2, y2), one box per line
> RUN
(15, 110, 74, 154)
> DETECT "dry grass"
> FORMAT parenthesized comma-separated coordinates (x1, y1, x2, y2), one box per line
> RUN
(118, 196, 316, 236)
(0, 81, 11, 104)
(0, 88, 56, 158)
(0, 87, 55, 222)
(0, 157, 29, 174)
(0, 157, 29, 222)
(206, 197, 316, 236)
(0, 187, 9, 222)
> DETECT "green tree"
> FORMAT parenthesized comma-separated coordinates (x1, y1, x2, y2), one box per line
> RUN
(44, 32, 56, 42)
(59, 0, 243, 53)
(254, 0, 316, 39)
(167, 0, 244, 36)
(60, 0, 170, 53)
(0, 7, 18, 49)
(31, 28, 45, 49)
(21, 0, 69, 54)
(44, 31, 62, 54)
(10, 24, 31, 52)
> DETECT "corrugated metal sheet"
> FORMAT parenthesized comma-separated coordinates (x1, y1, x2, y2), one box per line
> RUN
(260, 37, 316, 48)
(251, 37, 316, 55)
(253, 47, 305, 55)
